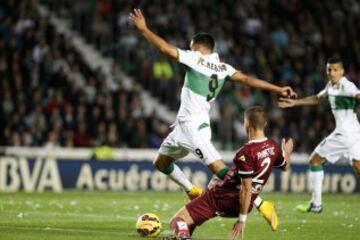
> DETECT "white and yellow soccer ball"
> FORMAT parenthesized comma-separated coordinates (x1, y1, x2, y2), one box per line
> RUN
(136, 213, 162, 237)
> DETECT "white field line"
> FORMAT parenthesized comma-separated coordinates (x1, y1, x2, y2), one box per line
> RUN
(0, 225, 138, 236)
(3, 210, 138, 221)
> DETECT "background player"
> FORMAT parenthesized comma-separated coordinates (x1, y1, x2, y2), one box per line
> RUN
(129, 9, 296, 230)
(279, 57, 360, 213)
(167, 106, 293, 239)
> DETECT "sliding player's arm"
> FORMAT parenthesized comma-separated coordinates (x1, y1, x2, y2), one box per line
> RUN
(230, 71, 297, 98)
(281, 138, 294, 171)
(231, 177, 252, 240)
(129, 9, 178, 59)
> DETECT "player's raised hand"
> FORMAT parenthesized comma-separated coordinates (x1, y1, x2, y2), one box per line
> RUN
(129, 9, 147, 32)
(230, 221, 245, 240)
(279, 86, 297, 98)
(282, 138, 294, 154)
(278, 97, 296, 108)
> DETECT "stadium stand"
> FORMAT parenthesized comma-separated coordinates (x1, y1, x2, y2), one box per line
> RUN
(0, 0, 168, 148)
(1, 0, 360, 152)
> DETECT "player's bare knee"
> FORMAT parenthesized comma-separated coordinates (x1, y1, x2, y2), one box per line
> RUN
(153, 156, 166, 171)
(310, 154, 325, 166)
(153, 154, 174, 171)
(352, 160, 360, 176)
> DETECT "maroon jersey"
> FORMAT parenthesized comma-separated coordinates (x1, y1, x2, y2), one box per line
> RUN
(212, 138, 286, 206)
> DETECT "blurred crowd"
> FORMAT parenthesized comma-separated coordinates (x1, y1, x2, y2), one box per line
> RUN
(0, 0, 168, 148)
(1, 0, 360, 152)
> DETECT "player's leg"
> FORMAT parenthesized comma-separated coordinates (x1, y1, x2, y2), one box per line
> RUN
(156, 128, 200, 197)
(296, 153, 326, 213)
(349, 140, 360, 176)
(207, 159, 229, 179)
(297, 133, 346, 213)
(169, 191, 216, 239)
(178, 122, 228, 199)
(309, 153, 326, 211)
(254, 196, 278, 231)
(154, 153, 193, 192)
(352, 159, 360, 176)
(169, 207, 195, 239)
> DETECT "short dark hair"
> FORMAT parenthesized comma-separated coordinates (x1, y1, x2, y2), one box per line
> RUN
(327, 57, 344, 68)
(245, 106, 268, 130)
(192, 33, 215, 51)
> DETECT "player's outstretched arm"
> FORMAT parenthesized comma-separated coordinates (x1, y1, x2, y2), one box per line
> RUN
(230, 178, 252, 240)
(281, 138, 294, 171)
(230, 71, 297, 98)
(278, 95, 321, 108)
(129, 9, 178, 59)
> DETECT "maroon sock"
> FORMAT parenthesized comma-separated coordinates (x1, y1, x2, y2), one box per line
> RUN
(170, 217, 191, 238)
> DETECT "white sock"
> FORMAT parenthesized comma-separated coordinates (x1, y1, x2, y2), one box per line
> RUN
(310, 170, 324, 206)
(168, 164, 193, 192)
(254, 196, 263, 208)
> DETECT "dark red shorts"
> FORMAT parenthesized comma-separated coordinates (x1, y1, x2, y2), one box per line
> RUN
(185, 189, 241, 226)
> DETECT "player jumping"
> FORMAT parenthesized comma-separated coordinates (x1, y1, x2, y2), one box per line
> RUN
(129, 9, 297, 229)
(167, 106, 293, 239)
(279, 57, 360, 213)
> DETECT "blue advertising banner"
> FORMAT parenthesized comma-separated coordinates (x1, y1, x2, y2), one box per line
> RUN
(0, 157, 359, 193)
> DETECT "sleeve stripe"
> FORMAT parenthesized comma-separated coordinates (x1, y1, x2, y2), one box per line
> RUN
(238, 170, 254, 175)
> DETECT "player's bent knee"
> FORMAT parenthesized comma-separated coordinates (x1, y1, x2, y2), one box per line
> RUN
(170, 207, 195, 226)
(310, 154, 326, 166)
(352, 160, 360, 176)
(153, 154, 175, 172)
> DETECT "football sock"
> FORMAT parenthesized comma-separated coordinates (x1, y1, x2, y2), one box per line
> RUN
(170, 217, 191, 238)
(215, 166, 229, 180)
(254, 196, 263, 208)
(163, 163, 193, 192)
(309, 165, 324, 206)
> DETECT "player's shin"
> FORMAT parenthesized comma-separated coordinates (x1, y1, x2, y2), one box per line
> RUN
(161, 163, 193, 192)
(309, 165, 324, 207)
(170, 217, 191, 238)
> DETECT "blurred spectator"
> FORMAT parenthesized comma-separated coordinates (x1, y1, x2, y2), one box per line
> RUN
(0, 0, 166, 149)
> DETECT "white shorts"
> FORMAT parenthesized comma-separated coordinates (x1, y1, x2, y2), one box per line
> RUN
(314, 130, 360, 164)
(159, 119, 221, 166)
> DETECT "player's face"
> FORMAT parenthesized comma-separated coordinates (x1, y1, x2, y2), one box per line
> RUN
(190, 40, 200, 51)
(326, 63, 344, 83)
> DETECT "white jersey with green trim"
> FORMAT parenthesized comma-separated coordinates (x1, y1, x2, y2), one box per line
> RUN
(317, 77, 360, 132)
(176, 49, 237, 122)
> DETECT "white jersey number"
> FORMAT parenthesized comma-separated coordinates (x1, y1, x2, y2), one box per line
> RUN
(253, 157, 271, 184)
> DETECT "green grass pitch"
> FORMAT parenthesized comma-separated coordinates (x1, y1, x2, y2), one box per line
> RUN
(0, 191, 359, 240)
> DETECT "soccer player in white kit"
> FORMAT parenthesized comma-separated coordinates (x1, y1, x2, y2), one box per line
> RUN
(279, 57, 360, 213)
(129, 9, 296, 229)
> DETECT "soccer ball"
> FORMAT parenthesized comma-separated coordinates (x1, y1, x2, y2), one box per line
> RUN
(136, 213, 162, 237)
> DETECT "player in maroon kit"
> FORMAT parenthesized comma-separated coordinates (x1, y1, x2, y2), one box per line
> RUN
(167, 106, 293, 240)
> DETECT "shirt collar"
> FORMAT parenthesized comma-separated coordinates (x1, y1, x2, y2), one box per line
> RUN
(247, 138, 268, 144)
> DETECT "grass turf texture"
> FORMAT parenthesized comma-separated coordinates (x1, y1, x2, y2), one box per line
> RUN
(0, 192, 359, 240)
